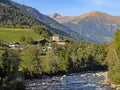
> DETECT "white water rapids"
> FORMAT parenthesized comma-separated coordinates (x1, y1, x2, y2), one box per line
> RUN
(25, 71, 112, 90)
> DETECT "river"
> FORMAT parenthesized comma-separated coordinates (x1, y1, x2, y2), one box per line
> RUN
(25, 71, 112, 90)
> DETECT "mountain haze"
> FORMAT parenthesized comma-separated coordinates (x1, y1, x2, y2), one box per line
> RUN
(48, 12, 120, 43)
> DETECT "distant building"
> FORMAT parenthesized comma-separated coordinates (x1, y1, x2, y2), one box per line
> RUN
(47, 43, 52, 50)
(57, 41, 65, 45)
(52, 34, 60, 42)
(9, 42, 21, 49)
(52, 35, 66, 45)
(33, 39, 49, 46)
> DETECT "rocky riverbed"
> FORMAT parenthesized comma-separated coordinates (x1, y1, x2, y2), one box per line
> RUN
(25, 71, 113, 90)
(99, 72, 120, 90)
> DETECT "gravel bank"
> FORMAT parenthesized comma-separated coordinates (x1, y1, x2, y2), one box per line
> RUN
(99, 71, 120, 90)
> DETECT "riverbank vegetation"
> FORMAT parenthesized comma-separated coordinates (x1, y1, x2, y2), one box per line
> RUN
(0, 38, 108, 89)
(106, 29, 120, 84)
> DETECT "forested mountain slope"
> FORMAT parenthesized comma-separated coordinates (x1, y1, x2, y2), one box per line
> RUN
(10, 0, 78, 37)
(0, 0, 75, 37)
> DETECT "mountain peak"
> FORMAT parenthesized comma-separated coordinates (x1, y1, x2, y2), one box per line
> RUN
(80, 11, 109, 18)
(88, 11, 104, 15)
(48, 13, 61, 18)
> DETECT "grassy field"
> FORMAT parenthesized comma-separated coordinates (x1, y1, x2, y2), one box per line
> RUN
(0, 28, 43, 42)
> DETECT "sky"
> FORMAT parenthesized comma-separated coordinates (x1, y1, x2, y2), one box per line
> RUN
(12, 0, 120, 16)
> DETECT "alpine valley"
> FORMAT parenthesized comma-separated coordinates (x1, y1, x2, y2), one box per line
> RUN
(1, 0, 120, 90)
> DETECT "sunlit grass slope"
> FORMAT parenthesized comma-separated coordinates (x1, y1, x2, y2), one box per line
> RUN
(0, 28, 43, 42)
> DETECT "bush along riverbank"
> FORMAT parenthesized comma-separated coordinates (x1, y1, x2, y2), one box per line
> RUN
(104, 29, 120, 89)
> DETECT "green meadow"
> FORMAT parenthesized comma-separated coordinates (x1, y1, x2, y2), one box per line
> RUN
(0, 28, 43, 42)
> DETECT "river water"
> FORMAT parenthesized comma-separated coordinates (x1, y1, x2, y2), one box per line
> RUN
(25, 72, 112, 90)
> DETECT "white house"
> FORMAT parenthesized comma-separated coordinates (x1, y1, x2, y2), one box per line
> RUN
(9, 42, 21, 49)
(52, 35, 66, 45)
(57, 41, 65, 45)
(52, 34, 60, 42)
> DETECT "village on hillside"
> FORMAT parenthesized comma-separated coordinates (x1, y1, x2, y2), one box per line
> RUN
(4, 35, 69, 51)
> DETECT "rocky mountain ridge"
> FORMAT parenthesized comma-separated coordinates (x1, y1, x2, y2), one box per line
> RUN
(48, 12, 120, 43)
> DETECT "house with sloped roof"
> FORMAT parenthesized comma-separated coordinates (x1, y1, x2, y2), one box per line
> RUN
(33, 39, 49, 46)
(9, 42, 21, 49)
(52, 35, 66, 45)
